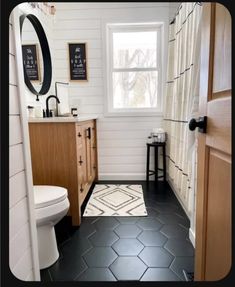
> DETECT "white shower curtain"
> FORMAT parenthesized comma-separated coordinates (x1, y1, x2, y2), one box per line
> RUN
(164, 3, 202, 215)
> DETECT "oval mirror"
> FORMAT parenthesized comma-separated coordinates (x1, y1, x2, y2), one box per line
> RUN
(20, 14, 52, 99)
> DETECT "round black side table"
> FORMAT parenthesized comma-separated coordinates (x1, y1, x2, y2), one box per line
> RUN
(146, 142, 166, 182)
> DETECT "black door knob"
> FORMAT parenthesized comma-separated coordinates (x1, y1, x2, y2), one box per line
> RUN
(189, 116, 207, 133)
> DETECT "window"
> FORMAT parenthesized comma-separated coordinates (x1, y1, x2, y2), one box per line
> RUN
(105, 23, 163, 115)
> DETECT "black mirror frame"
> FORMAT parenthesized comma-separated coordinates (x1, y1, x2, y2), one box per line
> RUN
(20, 14, 52, 98)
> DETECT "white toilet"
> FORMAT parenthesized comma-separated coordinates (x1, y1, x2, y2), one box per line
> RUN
(33, 185, 70, 269)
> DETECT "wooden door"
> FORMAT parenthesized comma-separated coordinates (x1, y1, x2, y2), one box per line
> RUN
(195, 3, 231, 281)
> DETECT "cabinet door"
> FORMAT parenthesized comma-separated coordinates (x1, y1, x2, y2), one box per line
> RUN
(84, 123, 93, 183)
(77, 146, 86, 204)
(91, 123, 97, 181)
(76, 121, 97, 205)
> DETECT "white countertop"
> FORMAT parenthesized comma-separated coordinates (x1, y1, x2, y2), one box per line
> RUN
(28, 115, 99, 123)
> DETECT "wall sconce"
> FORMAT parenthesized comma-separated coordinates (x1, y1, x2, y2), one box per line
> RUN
(50, 5, 56, 15)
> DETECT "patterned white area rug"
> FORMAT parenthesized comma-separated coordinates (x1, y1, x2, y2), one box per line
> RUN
(83, 184, 148, 217)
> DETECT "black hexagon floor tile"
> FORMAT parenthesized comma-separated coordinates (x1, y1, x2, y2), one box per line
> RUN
(179, 220, 190, 229)
(139, 247, 174, 267)
(49, 254, 87, 281)
(94, 217, 119, 230)
(110, 257, 147, 280)
(138, 231, 167, 246)
(82, 217, 99, 225)
(144, 198, 158, 208)
(164, 239, 194, 257)
(160, 224, 188, 239)
(44, 181, 195, 282)
(76, 222, 97, 238)
(157, 213, 189, 226)
(114, 224, 142, 238)
(116, 216, 139, 224)
(76, 268, 117, 281)
(153, 203, 181, 214)
(170, 256, 194, 280)
(60, 238, 92, 260)
(137, 218, 162, 230)
(89, 230, 119, 246)
(146, 207, 159, 217)
(83, 247, 118, 267)
(174, 208, 188, 218)
(141, 268, 182, 281)
(153, 195, 176, 203)
(112, 238, 144, 256)
(40, 269, 52, 281)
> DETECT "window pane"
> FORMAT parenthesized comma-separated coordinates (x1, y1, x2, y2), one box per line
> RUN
(113, 31, 157, 68)
(113, 71, 158, 108)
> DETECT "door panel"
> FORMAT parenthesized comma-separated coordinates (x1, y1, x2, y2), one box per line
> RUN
(212, 3, 231, 93)
(206, 97, 231, 155)
(205, 149, 231, 280)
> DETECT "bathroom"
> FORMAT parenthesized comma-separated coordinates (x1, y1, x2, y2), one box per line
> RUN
(8, 1, 231, 283)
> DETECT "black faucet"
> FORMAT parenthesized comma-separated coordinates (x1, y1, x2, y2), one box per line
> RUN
(45, 95, 60, 117)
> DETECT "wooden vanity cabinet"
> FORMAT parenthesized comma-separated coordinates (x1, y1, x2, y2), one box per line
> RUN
(29, 119, 98, 226)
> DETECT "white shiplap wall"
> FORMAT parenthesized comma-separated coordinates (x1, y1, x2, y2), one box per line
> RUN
(9, 9, 40, 281)
(53, 2, 171, 180)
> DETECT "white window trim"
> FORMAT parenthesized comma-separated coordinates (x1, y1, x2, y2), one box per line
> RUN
(104, 22, 164, 117)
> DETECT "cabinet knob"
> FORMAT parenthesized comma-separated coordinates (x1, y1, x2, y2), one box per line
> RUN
(78, 132, 82, 137)
(93, 166, 96, 169)
(80, 185, 84, 192)
(92, 146, 96, 149)
(79, 156, 83, 165)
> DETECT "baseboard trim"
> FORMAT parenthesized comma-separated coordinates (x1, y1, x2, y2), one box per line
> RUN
(167, 176, 196, 247)
(167, 177, 190, 219)
(189, 228, 195, 247)
(99, 173, 145, 180)
(99, 173, 164, 181)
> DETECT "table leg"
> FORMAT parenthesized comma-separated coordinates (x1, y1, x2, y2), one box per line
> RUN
(146, 145, 150, 182)
(155, 146, 158, 182)
(163, 144, 166, 182)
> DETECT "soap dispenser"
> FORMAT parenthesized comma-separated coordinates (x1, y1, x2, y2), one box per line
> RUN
(34, 97, 43, 118)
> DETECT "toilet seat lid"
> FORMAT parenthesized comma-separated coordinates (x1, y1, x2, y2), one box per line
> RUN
(34, 185, 68, 208)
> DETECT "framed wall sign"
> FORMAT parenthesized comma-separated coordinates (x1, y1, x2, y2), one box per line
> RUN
(22, 44, 41, 82)
(68, 43, 88, 81)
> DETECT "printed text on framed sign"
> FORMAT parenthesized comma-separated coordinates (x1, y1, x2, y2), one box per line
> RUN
(22, 44, 41, 82)
(68, 43, 88, 81)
